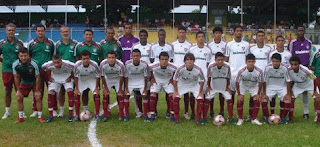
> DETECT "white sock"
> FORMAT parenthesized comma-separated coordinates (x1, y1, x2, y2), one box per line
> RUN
(60, 106, 64, 111)
(5, 107, 10, 113)
(302, 93, 309, 114)
(83, 106, 88, 110)
(38, 111, 42, 118)
(18, 111, 24, 118)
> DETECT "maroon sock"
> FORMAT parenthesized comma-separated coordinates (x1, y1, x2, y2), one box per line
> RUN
(190, 95, 195, 115)
(143, 99, 148, 117)
(210, 98, 214, 114)
(103, 94, 110, 117)
(219, 93, 225, 114)
(237, 100, 244, 119)
(124, 96, 130, 117)
(289, 102, 294, 119)
(203, 99, 210, 120)
(270, 98, 276, 114)
(74, 94, 81, 116)
(149, 94, 156, 117)
(184, 93, 189, 114)
(249, 97, 254, 116)
(173, 97, 180, 121)
(136, 96, 143, 113)
(67, 91, 74, 116)
(231, 94, 235, 107)
(48, 93, 55, 116)
(169, 95, 174, 116)
(165, 93, 170, 113)
(94, 94, 100, 116)
(117, 95, 124, 117)
(226, 100, 233, 119)
(280, 101, 284, 117)
(252, 99, 260, 120)
(316, 104, 320, 122)
(196, 99, 204, 121)
(282, 100, 290, 118)
(261, 99, 269, 118)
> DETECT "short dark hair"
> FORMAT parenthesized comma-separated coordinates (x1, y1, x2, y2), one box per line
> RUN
(159, 52, 169, 59)
(276, 35, 284, 40)
(124, 23, 132, 27)
(234, 25, 243, 32)
(36, 24, 46, 31)
(107, 50, 116, 57)
(158, 29, 166, 34)
(139, 29, 148, 36)
(84, 29, 93, 35)
(178, 25, 187, 31)
(271, 53, 281, 62)
(246, 54, 255, 61)
(289, 56, 300, 64)
(297, 25, 305, 30)
(196, 31, 205, 38)
(257, 30, 265, 35)
(80, 50, 91, 58)
(212, 26, 223, 34)
(215, 52, 224, 59)
(184, 53, 195, 62)
(52, 54, 61, 60)
(132, 49, 141, 55)
(106, 27, 114, 32)
(18, 47, 28, 54)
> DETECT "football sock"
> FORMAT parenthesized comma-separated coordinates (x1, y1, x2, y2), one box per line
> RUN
(143, 99, 149, 117)
(261, 98, 269, 118)
(227, 100, 233, 119)
(237, 100, 244, 119)
(74, 94, 81, 116)
(103, 94, 110, 117)
(94, 94, 100, 116)
(203, 99, 210, 120)
(173, 97, 180, 121)
(67, 91, 74, 116)
(117, 95, 124, 117)
(149, 93, 156, 117)
(196, 99, 204, 121)
(252, 99, 260, 120)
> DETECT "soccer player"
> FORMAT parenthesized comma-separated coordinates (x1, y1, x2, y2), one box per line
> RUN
(149, 29, 174, 118)
(268, 35, 292, 115)
(149, 52, 177, 122)
(124, 49, 149, 122)
(28, 24, 55, 118)
(288, 26, 312, 120)
(262, 53, 292, 123)
(225, 25, 250, 120)
(285, 56, 320, 125)
(74, 29, 102, 112)
(236, 54, 264, 126)
(54, 26, 78, 117)
(173, 53, 205, 125)
(100, 27, 122, 60)
(74, 50, 101, 121)
(100, 51, 125, 122)
(118, 23, 139, 64)
(13, 47, 45, 123)
(311, 50, 320, 122)
(205, 52, 235, 124)
(42, 55, 75, 122)
(207, 26, 227, 118)
(0, 23, 24, 119)
(172, 26, 194, 120)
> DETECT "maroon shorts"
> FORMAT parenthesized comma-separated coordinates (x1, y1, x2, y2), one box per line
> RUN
(2, 72, 15, 93)
(20, 83, 36, 97)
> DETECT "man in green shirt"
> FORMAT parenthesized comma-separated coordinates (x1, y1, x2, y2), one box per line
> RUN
(54, 26, 78, 117)
(100, 27, 122, 59)
(74, 29, 102, 109)
(13, 47, 45, 123)
(28, 24, 55, 117)
(0, 23, 24, 119)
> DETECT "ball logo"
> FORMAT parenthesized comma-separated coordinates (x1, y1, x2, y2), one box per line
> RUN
(93, 48, 97, 52)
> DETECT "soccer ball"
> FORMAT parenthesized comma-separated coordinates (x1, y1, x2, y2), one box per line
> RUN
(213, 115, 225, 126)
(268, 114, 281, 125)
(80, 110, 91, 121)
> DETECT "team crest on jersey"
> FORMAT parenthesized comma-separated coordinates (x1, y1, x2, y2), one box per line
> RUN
(113, 47, 117, 51)
(316, 53, 320, 58)
(301, 76, 306, 81)
(252, 76, 258, 81)
(242, 46, 245, 51)
(70, 45, 74, 49)
(28, 66, 34, 73)
(46, 45, 50, 50)
(184, 48, 188, 52)
(93, 48, 97, 52)
(204, 53, 208, 56)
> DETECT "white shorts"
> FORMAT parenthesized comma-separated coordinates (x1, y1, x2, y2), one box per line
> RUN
(79, 79, 97, 94)
(239, 85, 258, 96)
(178, 84, 202, 99)
(48, 81, 74, 93)
(128, 85, 145, 95)
(106, 79, 122, 93)
(150, 83, 174, 94)
(292, 85, 314, 98)
(267, 88, 287, 101)
(206, 90, 231, 100)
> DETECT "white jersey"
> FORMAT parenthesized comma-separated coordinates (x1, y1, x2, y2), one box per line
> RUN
(207, 62, 231, 91)
(125, 59, 149, 88)
(236, 66, 264, 88)
(149, 42, 174, 62)
(100, 59, 125, 80)
(264, 63, 291, 90)
(172, 40, 193, 66)
(207, 40, 227, 61)
(42, 60, 75, 83)
(74, 60, 100, 81)
(225, 39, 250, 77)
(173, 64, 205, 87)
(249, 44, 272, 72)
(149, 62, 177, 85)
(288, 65, 315, 89)
(188, 45, 212, 80)
(269, 49, 292, 66)
(131, 42, 152, 64)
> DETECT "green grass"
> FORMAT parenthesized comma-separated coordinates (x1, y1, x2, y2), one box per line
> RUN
(0, 63, 320, 146)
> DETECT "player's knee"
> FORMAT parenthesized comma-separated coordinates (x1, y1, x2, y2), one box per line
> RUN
(48, 90, 55, 95)
(315, 98, 320, 104)
(66, 88, 73, 93)
(16, 95, 23, 102)
(150, 92, 157, 98)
